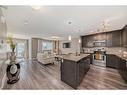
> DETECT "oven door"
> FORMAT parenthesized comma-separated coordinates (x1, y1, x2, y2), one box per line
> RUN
(93, 54, 106, 67)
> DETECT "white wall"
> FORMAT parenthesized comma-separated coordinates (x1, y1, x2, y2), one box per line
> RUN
(0, 9, 7, 39)
(0, 8, 7, 54)
(60, 38, 81, 54)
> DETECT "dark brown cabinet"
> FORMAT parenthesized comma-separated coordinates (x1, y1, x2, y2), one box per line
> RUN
(81, 33, 106, 48)
(112, 30, 122, 47)
(118, 58, 127, 83)
(81, 36, 87, 47)
(106, 32, 112, 47)
(122, 25, 127, 47)
(78, 57, 90, 84)
(94, 33, 106, 41)
(106, 30, 122, 47)
(61, 55, 90, 89)
(106, 54, 118, 68)
(118, 58, 126, 71)
(81, 29, 123, 48)
(106, 54, 127, 83)
(82, 35, 95, 47)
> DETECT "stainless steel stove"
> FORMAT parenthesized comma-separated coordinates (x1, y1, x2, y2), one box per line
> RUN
(93, 48, 106, 67)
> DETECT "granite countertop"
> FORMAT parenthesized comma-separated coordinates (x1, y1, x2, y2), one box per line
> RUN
(63, 54, 90, 62)
(106, 53, 127, 61)
(83, 52, 93, 54)
(116, 55, 127, 61)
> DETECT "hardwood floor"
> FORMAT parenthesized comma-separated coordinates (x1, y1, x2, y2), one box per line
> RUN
(2, 60, 127, 90)
(78, 65, 127, 89)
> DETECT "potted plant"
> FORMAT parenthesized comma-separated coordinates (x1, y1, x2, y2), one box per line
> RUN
(6, 36, 20, 84)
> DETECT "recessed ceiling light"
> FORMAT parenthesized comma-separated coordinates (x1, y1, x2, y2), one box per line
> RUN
(51, 36, 60, 39)
(31, 6, 41, 10)
(24, 20, 28, 25)
(68, 21, 72, 24)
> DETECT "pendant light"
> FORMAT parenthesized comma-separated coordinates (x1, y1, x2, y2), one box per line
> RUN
(78, 39, 81, 43)
(68, 35, 71, 41)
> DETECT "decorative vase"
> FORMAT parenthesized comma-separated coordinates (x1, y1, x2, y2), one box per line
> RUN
(6, 52, 20, 84)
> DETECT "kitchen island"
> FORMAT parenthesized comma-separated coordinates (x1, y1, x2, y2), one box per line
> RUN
(61, 54, 90, 89)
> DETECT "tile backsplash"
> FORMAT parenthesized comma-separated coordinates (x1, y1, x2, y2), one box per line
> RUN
(83, 47, 127, 57)
(106, 47, 127, 56)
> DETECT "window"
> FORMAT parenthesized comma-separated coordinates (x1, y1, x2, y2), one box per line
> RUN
(16, 43, 25, 58)
(42, 41, 53, 51)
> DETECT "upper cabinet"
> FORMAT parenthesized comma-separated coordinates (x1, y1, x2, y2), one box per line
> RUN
(122, 25, 127, 47)
(94, 33, 106, 41)
(106, 32, 112, 47)
(81, 36, 87, 47)
(106, 30, 122, 47)
(81, 29, 123, 48)
(81, 33, 106, 48)
(81, 35, 96, 48)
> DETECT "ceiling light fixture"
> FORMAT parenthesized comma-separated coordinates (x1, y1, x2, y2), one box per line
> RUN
(68, 21, 72, 25)
(78, 39, 81, 43)
(68, 35, 71, 41)
(31, 6, 41, 10)
(24, 20, 28, 25)
(51, 36, 60, 39)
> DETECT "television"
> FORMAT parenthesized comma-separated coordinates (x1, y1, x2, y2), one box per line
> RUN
(63, 43, 71, 48)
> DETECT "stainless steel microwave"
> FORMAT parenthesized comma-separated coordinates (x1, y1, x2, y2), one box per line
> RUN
(93, 40, 106, 47)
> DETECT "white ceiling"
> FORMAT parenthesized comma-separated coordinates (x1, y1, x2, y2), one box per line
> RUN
(3, 6, 127, 40)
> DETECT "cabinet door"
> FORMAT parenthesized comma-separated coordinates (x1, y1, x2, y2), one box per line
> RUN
(78, 59, 85, 85)
(106, 54, 117, 68)
(118, 58, 127, 82)
(61, 59, 77, 88)
(106, 30, 122, 47)
(84, 57, 90, 73)
(81, 36, 87, 47)
(118, 58, 126, 71)
(94, 33, 106, 41)
(122, 27, 127, 47)
(106, 32, 112, 47)
(86, 35, 94, 47)
(112, 30, 122, 47)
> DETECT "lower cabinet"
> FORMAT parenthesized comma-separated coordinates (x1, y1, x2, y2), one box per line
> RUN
(118, 58, 127, 83)
(61, 55, 90, 89)
(106, 54, 118, 68)
(106, 54, 127, 83)
(90, 53, 93, 64)
(61, 59, 78, 88)
(77, 57, 90, 85)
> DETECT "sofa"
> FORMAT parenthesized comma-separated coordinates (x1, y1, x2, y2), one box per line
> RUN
(37, 52, 55, 65)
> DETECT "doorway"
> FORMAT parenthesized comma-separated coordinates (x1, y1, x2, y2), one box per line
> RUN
(16, 42, 25, 59)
